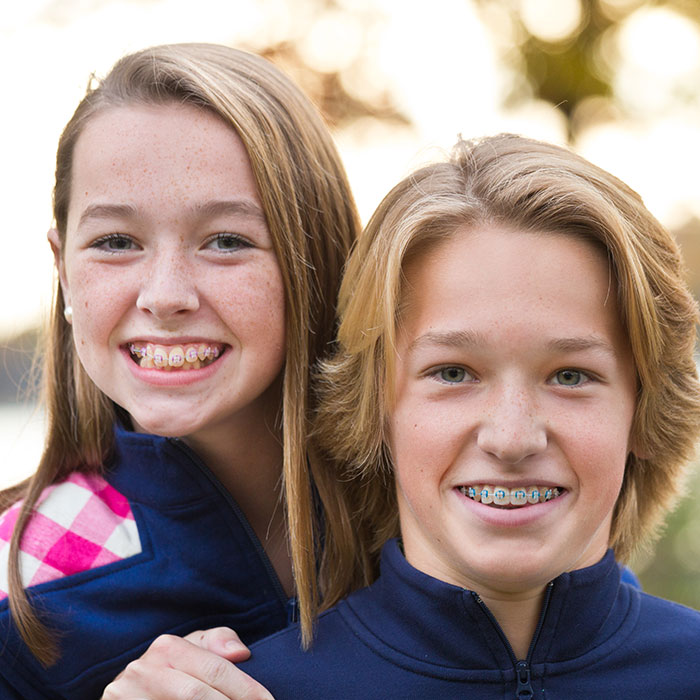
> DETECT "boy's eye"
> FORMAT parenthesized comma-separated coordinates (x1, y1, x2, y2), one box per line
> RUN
(438, 367, 470, 383)
(205, 233, 251, 251)
(91, 234, 136, 251)
(553, 369, 586, 386)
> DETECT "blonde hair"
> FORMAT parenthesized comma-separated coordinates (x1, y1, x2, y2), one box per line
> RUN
(314, 134, 700, 605)
(1, 43, 359, 665)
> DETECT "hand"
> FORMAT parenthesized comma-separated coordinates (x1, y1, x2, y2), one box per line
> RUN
(101, 627, 274, 700)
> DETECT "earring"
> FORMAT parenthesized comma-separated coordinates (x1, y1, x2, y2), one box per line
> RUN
(63, 306, 73, 324)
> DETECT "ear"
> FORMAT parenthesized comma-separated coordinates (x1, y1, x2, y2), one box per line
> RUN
(47, 228, 71, 308)
(628, 432, 648, 462)
(629, 445, 648, 462)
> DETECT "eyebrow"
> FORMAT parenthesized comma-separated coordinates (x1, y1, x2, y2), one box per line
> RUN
(408, 330, 485, 353)
(78, 199, 267, 227)
(546, 336, 616, 355)
(193, 199, 267, 223)
(79, 203, 138, 226)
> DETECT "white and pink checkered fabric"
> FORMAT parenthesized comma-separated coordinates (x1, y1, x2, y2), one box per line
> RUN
(0, 472, 141, 599)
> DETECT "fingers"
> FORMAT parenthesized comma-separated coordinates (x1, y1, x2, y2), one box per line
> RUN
(101, 634, 274, 700)
(183, 627, 251, 663)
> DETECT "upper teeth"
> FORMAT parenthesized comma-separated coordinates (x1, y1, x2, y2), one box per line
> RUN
(129, 342, 223, 370)
(459, 485, 561, 506)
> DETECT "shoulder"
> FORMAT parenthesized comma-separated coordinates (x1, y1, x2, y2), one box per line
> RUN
(619, 590, 700, 669)
(242, 606, 369, 694)
(581, 591, 700, 696)
(0, 471, 141, 598)
(245, 606, 350, 662)
(636, 590, 700, 632)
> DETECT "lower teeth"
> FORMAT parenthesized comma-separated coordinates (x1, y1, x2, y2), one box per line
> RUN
(135, 355, 217, 370)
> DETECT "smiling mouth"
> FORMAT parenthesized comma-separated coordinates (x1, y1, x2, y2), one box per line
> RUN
(128, 342, 225, 371)
(459, 485, 563, 509)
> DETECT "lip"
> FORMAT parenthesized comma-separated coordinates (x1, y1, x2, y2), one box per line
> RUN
(457, 480, 564, 490)
(454, 486, 568, 528)
(123, 336, 224, 346)
(120, 344, 229, 387)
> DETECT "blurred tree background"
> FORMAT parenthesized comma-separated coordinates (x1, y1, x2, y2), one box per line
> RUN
(473, 0, 700, 604)
(254, 0, 700, 607)
(2, 0, 699, 606)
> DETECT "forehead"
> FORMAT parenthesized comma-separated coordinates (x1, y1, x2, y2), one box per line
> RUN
(397, 224, 625, 347)
(67, 103, 261, 229)
(74, 102, 245, 165)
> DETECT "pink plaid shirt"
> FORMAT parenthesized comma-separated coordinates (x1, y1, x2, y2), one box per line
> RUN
(0, 472, 141, 598)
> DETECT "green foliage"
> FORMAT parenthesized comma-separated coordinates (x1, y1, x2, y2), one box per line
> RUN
(520, 2, 612, 119)
(633, 466, 700, 609)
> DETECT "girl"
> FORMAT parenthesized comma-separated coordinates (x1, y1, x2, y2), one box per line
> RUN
(237, 134, 699, 697)
(0, 43, 359, 699)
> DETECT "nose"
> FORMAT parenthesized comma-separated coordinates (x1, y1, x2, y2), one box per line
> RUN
(136, 250, 199, 319)
(476, 384, 547, 465)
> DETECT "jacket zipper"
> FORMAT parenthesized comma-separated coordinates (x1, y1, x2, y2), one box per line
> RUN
(168, 438, 289, 608)
(472, 581, 554, 699)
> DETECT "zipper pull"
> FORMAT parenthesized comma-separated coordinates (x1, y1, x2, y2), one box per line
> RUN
(286, 596, 299, 624)
(515, 660, 534, 699)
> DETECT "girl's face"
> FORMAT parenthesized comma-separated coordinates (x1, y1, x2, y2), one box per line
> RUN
(51, 103, 286, 445)
(388, 225, 638, 598)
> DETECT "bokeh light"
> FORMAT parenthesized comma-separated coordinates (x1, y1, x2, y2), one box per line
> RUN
(298, 9, 365, 73)
(614, 7, 700, 114)
(577, 116, 700, 230)
(519, 0, 583, 44)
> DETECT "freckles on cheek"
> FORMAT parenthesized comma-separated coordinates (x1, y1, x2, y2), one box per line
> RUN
(576, 449, 627, 506)
(392, 420, 435, 477)
(71, 268, 128, 304)
(221, 272, 285, 332)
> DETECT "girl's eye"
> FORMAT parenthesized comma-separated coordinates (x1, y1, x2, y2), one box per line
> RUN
(552, 369, 587, 386)
(205, 233, 251, 252)
(91, 234, 136, 251)
(437, 366, 472, 383)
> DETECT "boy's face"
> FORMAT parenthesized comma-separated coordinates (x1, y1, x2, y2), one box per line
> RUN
(388, 225, 638, 597)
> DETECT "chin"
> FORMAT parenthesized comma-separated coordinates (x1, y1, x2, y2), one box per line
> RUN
(129, 415, 200, 438)
(468, 548, 563, 592)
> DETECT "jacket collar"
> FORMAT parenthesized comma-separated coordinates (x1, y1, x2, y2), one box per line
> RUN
(341, 538, 631, 670)
(105, 426, 223, 508)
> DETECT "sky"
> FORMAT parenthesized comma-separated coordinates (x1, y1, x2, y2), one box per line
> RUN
(1, 0, 700, 485)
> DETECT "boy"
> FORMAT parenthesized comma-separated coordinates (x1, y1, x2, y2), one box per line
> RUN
(239, 135, 700, 698)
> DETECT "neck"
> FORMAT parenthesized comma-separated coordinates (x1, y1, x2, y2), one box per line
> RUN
(184, 417, 283, 524)
(181, 389, 294, 597)
(478, 587, 548, 660)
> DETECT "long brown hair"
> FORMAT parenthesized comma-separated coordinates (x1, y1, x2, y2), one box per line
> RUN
(313, 134, 700, 607)
(1, 43, 359, 665)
